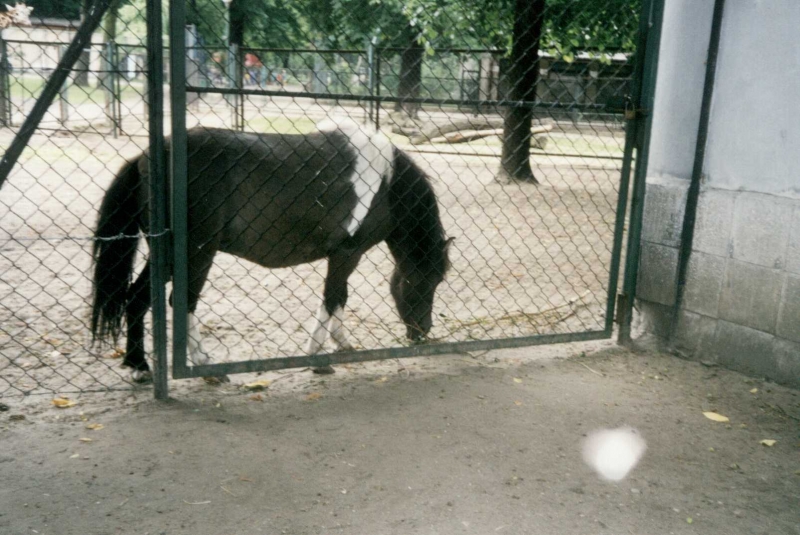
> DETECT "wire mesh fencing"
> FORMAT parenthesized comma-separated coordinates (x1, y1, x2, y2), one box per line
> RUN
(1, 0, 644, 397)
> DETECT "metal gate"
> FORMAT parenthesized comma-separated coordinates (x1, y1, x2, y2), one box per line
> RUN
(0, 0, 664, 399)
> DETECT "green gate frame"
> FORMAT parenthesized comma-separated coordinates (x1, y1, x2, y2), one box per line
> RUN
(162, 0, 666, 397)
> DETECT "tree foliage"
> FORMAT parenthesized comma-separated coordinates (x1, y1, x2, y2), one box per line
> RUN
(405, 0, 640, 62)
(19, 0, 83, 20)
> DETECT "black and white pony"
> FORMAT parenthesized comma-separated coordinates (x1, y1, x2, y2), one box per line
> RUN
(91, 118, 452, 382)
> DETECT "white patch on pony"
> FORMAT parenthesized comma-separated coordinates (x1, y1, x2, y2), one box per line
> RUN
(329, 306, 353, 351)
(304, 304, 332, 355)
(187, 313, 211, 366)
(130, 369, 152, 383)
(318, 117, 394, 236)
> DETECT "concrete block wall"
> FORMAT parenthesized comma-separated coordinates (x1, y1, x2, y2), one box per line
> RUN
(637, 185, 800, 387)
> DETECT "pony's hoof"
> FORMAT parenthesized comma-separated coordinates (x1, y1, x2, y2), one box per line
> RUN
(131, 369, 153, 384)
(312, 366, 335, 375)
(203, 375, 230, 385)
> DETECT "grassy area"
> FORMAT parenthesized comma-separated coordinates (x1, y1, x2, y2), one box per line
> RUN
(9, 76, 145, 106)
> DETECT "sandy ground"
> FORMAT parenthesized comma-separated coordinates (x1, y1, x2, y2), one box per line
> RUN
(1, 343, 798, 535)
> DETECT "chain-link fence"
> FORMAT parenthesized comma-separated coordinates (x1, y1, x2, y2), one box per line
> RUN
(0, 0, 649, 397)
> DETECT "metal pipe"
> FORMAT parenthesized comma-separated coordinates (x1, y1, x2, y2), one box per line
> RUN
(183, 85, 613, 111)
(146, 0, 169, 400)
(0, 0, 113, 190)
(668, 0, 727, 346)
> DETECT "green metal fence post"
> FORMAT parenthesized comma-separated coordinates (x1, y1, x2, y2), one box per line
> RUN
(58, 45, 69, 127)
(113, 40, 123, 136)
(367, 39, 375, 126)
(105, 40, 120, 138)
(146, 0, 170, 400)
(618, 0, 666, 344)
(0, 34, 8, 127)
(374, 46, 381, 130)
(170, 0, 189, 381)
(236, 44, 244, 130)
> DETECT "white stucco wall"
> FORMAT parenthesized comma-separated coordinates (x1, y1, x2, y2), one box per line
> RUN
(703, 0, 800, 197)
(646, 0, 715, 181)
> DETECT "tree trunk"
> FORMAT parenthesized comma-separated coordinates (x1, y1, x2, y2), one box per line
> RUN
(228, 0, 245, 47)
(394, 26, 423, 119)
(499, 0, 546, 183)
(75, 0, 93, 86)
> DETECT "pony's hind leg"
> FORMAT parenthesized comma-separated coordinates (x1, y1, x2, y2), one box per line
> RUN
(306, 252, 361, 374)
(125, 262, 152, 383)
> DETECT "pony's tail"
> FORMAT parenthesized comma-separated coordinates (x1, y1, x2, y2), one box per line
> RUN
(91, 159, 142, 344)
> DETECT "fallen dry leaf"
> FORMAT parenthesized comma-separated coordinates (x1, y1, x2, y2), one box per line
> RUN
(69, 453, 80, 459)
(85, 423, 104, 431)
(305, 392, 322, 401)
(760, 439, 777, 447)
(249, 394, 264, 402)
(376, 376, 388, 383)
(513, 377, 523, 384)
(243, 379, 271, 392)
(107, 348, 125, 359)
(703, 411, 729, 423)
(52, 398, 77, 408)
(514, 401, 523, 406)
(79, 437, 92, 443)
(750, 388, 758, 394)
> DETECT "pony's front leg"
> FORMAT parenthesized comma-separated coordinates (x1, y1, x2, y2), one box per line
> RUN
(188, 313, 230, 384)
(305, 252, 361, 374)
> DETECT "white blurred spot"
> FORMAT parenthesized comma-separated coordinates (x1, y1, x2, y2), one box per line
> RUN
(582, 427, 647, 481)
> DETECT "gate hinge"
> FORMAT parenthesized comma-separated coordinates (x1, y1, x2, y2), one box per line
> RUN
(624, 106, 650, 121)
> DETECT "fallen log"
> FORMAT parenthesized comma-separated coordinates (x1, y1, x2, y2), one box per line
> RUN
(409, 117, 506, 144)
(431, 123, 554, 144)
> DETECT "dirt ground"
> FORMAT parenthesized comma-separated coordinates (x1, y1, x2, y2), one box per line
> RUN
(1, 342, 798, 535)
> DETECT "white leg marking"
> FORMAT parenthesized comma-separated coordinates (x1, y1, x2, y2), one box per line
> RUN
(305, 304, 332, 355)
(318, 117, 394, 236)
(130, 369, 152, 383)
(329, 306, 353, 351)
(188, 313, 211, 366)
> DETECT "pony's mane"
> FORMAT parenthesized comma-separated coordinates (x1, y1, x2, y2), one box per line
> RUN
(389, 148, 450, 276)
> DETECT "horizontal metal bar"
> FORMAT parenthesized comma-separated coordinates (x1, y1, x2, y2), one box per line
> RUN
(3, 39, 81, 46)
(379, 47, 506, 54)
(241, 47, 366, 55)
(173, 330, 611, 379)
(186, 85, 614, 111)
(405, 147, 626, 161)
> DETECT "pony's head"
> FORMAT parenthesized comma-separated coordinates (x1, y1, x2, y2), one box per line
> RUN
(390, 236, 453, 341)
(387, 147, 453, 342)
